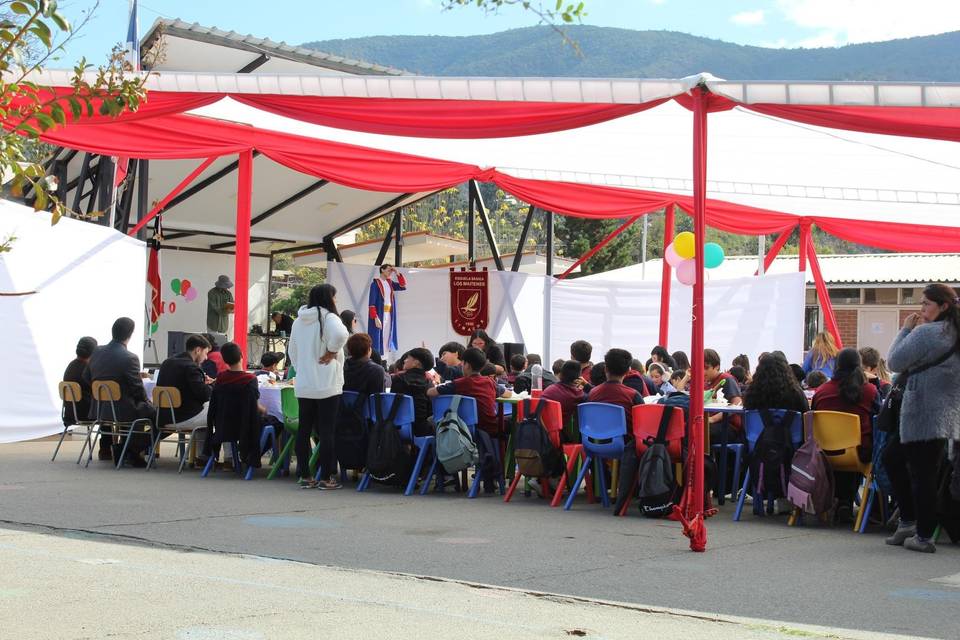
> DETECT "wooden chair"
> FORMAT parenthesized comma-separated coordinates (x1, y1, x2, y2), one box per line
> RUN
(83, 380, 152, 469)
(53, 381, 96, 463)
(147, 386, 204, 473)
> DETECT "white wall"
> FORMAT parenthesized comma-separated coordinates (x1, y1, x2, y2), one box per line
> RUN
(0, 201, 146, 442)
(147, 248, 269, 361)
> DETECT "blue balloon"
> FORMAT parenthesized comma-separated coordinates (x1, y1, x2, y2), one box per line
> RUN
(704, 242, 725, 269)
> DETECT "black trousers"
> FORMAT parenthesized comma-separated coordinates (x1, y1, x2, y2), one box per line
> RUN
(883, 436, 945, 539)
(295, 396, 340, 481)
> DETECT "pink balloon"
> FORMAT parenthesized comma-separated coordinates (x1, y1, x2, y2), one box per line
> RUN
(665, 243, 683, 268)
(676, 258, 697, 286)
(184, 287, 198, 302)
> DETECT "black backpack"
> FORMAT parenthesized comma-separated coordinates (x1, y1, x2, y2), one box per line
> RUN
(336, 393, 369, 471)
(365, 394, 409, 482)
(748, 409, 794, 500)
(637, 406, 678, 518)
(514, 399, 563, 478)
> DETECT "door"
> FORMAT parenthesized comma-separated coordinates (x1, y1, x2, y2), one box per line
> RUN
(858, 309, 899, 356)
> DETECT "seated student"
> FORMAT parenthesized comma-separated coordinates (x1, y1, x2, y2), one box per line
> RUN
(507, 354, 527, 385)
(743, 354, 809, 414)
(253, 352, 283, 382)
(468, 330, 506, 376)
(512, 353, 557, 394)
(435, 342, 465, 382)
(728, 365, 749, 394)
(391, 347, 436, 437)
(789, 363, 806, 386)
(343, 333, 386, 397)
(630, 359, 659, 395)
(647, 345, 678, 371)
(551, 358, 565, 377)
(481, 363, 512, 398)
(541, 360, 588, 426)
(62, 336, 97, 427)
(201, 333, 228, 379)
(587, 349, 645, 431)
(658, 369, 691, 422)
(703, 348, 744, 442)
(623, 365, 652, 397)
(647, 363, 669, 393)
(427, 347, 498, 436)
(156, 333, 214, 429)
(584, 361, 606, 394)
(571, 340, 594, 381)
(858, 346, 892, 399)
(671, 350, 691, 373)
(206, 342, 265, 469)
(812, 348, 880, 521)
(732, 354, 752, 385)
(803, 370, 827, 401)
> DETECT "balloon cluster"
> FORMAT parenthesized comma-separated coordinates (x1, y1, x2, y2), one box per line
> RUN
(665, 232, 725, 286)
(171, 278, 198, 302)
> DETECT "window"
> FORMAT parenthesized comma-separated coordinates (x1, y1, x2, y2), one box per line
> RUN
(804, 307, 820, 350)
(901, 287, 922, 304)
(828, 288, 860, 305)
(805, 288, 817, 305)
(863, 288, 898, 304)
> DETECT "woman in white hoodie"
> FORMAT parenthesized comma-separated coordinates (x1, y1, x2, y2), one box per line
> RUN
(288, 284, 350, 489)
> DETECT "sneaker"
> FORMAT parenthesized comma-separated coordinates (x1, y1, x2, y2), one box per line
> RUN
(903, 534, 936, 553)
(527, 478, 544, 498)
(885, 522, 917, 546)
(318, 476, 342, 490)
(297, 478, 318, 490)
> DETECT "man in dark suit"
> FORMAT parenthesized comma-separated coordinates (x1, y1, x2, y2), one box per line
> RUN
(82, 317, 154, 466)
(156, 334, 213, 428)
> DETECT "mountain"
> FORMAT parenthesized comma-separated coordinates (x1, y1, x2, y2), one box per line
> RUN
(302, 25, 960, 81)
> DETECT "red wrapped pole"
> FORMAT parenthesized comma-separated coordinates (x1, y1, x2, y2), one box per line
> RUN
(798, 223, 810, 273)
(233, 149, 253, 358)
(753, 228, 792, 276)
(658, 203, 676, 346)
(806, 230, 843, 348)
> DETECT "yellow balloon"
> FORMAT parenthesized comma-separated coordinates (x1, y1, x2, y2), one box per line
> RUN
(674, 231, 696, 259)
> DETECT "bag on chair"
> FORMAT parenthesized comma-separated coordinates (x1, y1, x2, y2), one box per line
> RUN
(365, 394, 407, 482)
(336, 393, 369, 471)
(786, 436, 835, 516)
(435, 396, 479, 474)
(514, 399, 563, 478)
(748, 409, 794, 500)
(637, 406, 678, 518)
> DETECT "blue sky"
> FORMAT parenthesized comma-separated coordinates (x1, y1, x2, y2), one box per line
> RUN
(51, 0, 960, 69)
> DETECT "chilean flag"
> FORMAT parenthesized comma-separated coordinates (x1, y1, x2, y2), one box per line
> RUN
(147, 237, 162, 330)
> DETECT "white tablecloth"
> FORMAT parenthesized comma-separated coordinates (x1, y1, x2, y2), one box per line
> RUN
(144, 380, 285, 422)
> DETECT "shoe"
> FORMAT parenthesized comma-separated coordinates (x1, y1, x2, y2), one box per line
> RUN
(98, 448, 113, 461)
(318, 476, 342, 490)
(885, 522, 917, 546)
(297, 478, 318, 489)
(903, 534, 936, 553)
(127, 454, 148, 469)
(527, 478, 544, 498)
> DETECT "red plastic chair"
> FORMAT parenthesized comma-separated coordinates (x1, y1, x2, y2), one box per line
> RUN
(504, 398, 563, 502)
(617, 404, 685, 516)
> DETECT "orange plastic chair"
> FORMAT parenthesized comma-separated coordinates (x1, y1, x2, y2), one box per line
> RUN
(616, 404, 686, 516)
(805, 410, 874, 531)
(504, 398, 563, 502)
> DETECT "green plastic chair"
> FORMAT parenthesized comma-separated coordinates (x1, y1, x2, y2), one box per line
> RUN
(267, 387, 301, 479)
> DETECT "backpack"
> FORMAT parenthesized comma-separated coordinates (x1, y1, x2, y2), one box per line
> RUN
(637, 406, 678, 518)
(336, 393, 369, 471)
(514, 400, 563, 478)
(435, 396, 479, 474)
(365, 394, 408, 482)
(936, 444, 960, 543)
(748, 410, 794, 500)
(786, 431, 835, 517)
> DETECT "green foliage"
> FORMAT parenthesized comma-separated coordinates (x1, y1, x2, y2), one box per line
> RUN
(269, 255, 326, 317)
(441, 0, 586, 53)
(555, 214, 640, 276)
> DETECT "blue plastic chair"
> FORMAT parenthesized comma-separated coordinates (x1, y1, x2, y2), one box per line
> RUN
(357, 393, 417, 494)
(857, 416, 885, 534)
(201, 440, 254, 480)
(733, 409, 803, 521)
(424, 395, 504, 498)
(564, 402, 627, 511)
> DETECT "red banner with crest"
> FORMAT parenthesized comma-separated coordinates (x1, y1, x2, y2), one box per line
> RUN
(449, 268, 489, 336)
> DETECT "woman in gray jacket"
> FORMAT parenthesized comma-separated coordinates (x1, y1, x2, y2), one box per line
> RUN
(884, 283, 960, 553)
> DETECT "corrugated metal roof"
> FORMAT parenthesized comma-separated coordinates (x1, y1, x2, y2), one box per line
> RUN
(585, 253, 960, 285)
(141, 19, 408, 76)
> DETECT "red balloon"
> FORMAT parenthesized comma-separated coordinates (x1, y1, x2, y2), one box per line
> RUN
(168, 301, 177, 314)
(180, 279, 192, 296)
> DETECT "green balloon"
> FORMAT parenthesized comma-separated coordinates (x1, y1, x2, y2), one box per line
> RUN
(150, 322, 159, 334)
(171, 278, 181, 295)
(704, 242, 725, 269)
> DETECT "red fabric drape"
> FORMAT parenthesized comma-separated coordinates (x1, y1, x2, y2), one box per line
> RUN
(232, 95, 669, 139)
(755, 229, 793, 276)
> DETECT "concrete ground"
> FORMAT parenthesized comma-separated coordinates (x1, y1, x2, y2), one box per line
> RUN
(2, 437, 959, 639)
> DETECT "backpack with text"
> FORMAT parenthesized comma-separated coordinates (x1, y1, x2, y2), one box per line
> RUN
(435, 396, 479, 474)
(336, 393, 369, 471)
(748, 409, 794, 500)
(365, 394, 408, 482)
(786, 425, 835, 517)
(514, 399, 563, 478)
(637, 406, 679, 518)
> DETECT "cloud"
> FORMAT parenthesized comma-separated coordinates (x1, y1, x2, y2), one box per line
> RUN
(731, 10, 765, 26)
(777, 0, 960, 44)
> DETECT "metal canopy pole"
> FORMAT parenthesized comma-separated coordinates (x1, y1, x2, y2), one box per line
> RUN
(512, 204, 536, 272)
(467, 182, 476, 266)
(472, 180, 503, 271)
(641, 213, 648, 279)
(394, 207, 404, 266)
(545, 210, 555, 276)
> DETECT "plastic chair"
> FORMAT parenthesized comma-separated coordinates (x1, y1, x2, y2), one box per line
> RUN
(615, 404, 685, 516)
(806, 410, 874, 532)
(732, 410, 803, 521)
(357, 393, 417, 494)
(423, 395, 504, 497)
(52, 381, 96, 463)
(503, 397, 563, 502)
(83, 380, 153, 469)
(318, 391, 367, 485)
(267, 387, 300, 479)
(857, 416, 886, 533)
(563, 403, 627, 511)
(710, 409, 745, 504)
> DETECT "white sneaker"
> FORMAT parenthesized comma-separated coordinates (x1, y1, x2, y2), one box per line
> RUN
(527, 478, 544, 498)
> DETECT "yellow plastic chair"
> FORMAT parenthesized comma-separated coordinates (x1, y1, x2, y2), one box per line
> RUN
(806, 410, 874, 531)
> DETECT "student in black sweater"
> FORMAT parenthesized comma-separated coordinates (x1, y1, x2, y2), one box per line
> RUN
(390, 347, 435, 437)
(343, 333, 386, 396)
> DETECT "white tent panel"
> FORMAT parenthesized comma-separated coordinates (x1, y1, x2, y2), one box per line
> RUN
(0, 200, 146, 442)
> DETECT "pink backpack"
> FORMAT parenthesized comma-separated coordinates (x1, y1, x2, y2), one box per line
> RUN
(786, 435, 835, 516)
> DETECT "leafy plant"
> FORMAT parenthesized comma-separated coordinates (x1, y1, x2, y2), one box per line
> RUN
(442, 0, 587, 53)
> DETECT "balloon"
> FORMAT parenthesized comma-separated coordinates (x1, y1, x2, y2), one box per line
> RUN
(168, 301, 177, 314)
(180, 279, 192, 296)
(150, 322, 159, 334)
(665, 243, 683, 268)
(184, 287, 198, 302)
(677, 258, 697, 286)
(674, 232, 696, 259)
(704, 242, 725, 269)
(170, 278, 181, 295)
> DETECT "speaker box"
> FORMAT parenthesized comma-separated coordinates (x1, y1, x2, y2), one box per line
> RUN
(502, 342, 526, 364)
